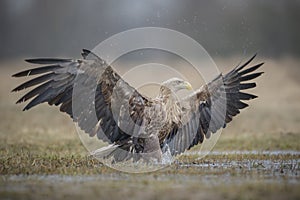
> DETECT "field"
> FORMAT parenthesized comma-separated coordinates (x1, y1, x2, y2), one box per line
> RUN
(0, 56, 299, 199)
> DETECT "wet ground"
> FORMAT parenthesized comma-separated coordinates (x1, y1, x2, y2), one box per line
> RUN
(1, 151, 299, 200)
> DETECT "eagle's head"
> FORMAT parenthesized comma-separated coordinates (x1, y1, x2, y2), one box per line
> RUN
(161, 78, 193, 93)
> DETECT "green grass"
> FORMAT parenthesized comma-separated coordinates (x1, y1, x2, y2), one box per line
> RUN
(0, 131, 299, 175)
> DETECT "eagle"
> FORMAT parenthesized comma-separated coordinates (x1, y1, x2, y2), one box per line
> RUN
(12, 49, 263, 163)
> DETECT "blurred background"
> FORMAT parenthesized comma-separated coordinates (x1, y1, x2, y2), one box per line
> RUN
(1, 0, 300, 60)
(1, 0, 300, 144)
(1, 0, 300, 147)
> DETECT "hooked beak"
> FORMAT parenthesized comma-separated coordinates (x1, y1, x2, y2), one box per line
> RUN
(183, 81, 193, 90)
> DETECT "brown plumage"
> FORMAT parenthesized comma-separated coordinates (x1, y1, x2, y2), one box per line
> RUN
(12, 49, 264, 162)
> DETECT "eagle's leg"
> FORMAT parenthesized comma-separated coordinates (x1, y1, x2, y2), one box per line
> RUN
(141, 134, 162, 163)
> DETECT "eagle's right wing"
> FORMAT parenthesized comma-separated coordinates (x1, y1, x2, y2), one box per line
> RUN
(163, 54, 264, 156)
(12, 49, 152, 145)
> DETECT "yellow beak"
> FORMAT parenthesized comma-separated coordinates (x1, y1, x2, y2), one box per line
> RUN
(184, 81, 193, 90)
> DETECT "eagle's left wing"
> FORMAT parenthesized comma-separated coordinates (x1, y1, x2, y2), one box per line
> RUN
(12, 49, 152, 147)
(163, 54, 264, 156)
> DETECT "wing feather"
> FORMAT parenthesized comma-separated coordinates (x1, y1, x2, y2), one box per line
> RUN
(165, 55, 264, 155)
(12, 65, 63, 77)
(12, 49, 152, 148)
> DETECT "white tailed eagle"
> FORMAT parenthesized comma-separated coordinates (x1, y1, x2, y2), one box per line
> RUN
(12, 50, 263, 162)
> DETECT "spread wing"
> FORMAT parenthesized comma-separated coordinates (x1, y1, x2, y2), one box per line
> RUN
(12, 49, 152, 144)
(164, 54, 264, 156)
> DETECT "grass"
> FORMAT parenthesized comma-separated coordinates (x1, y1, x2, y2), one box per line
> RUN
(0, 131, 299, 175)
